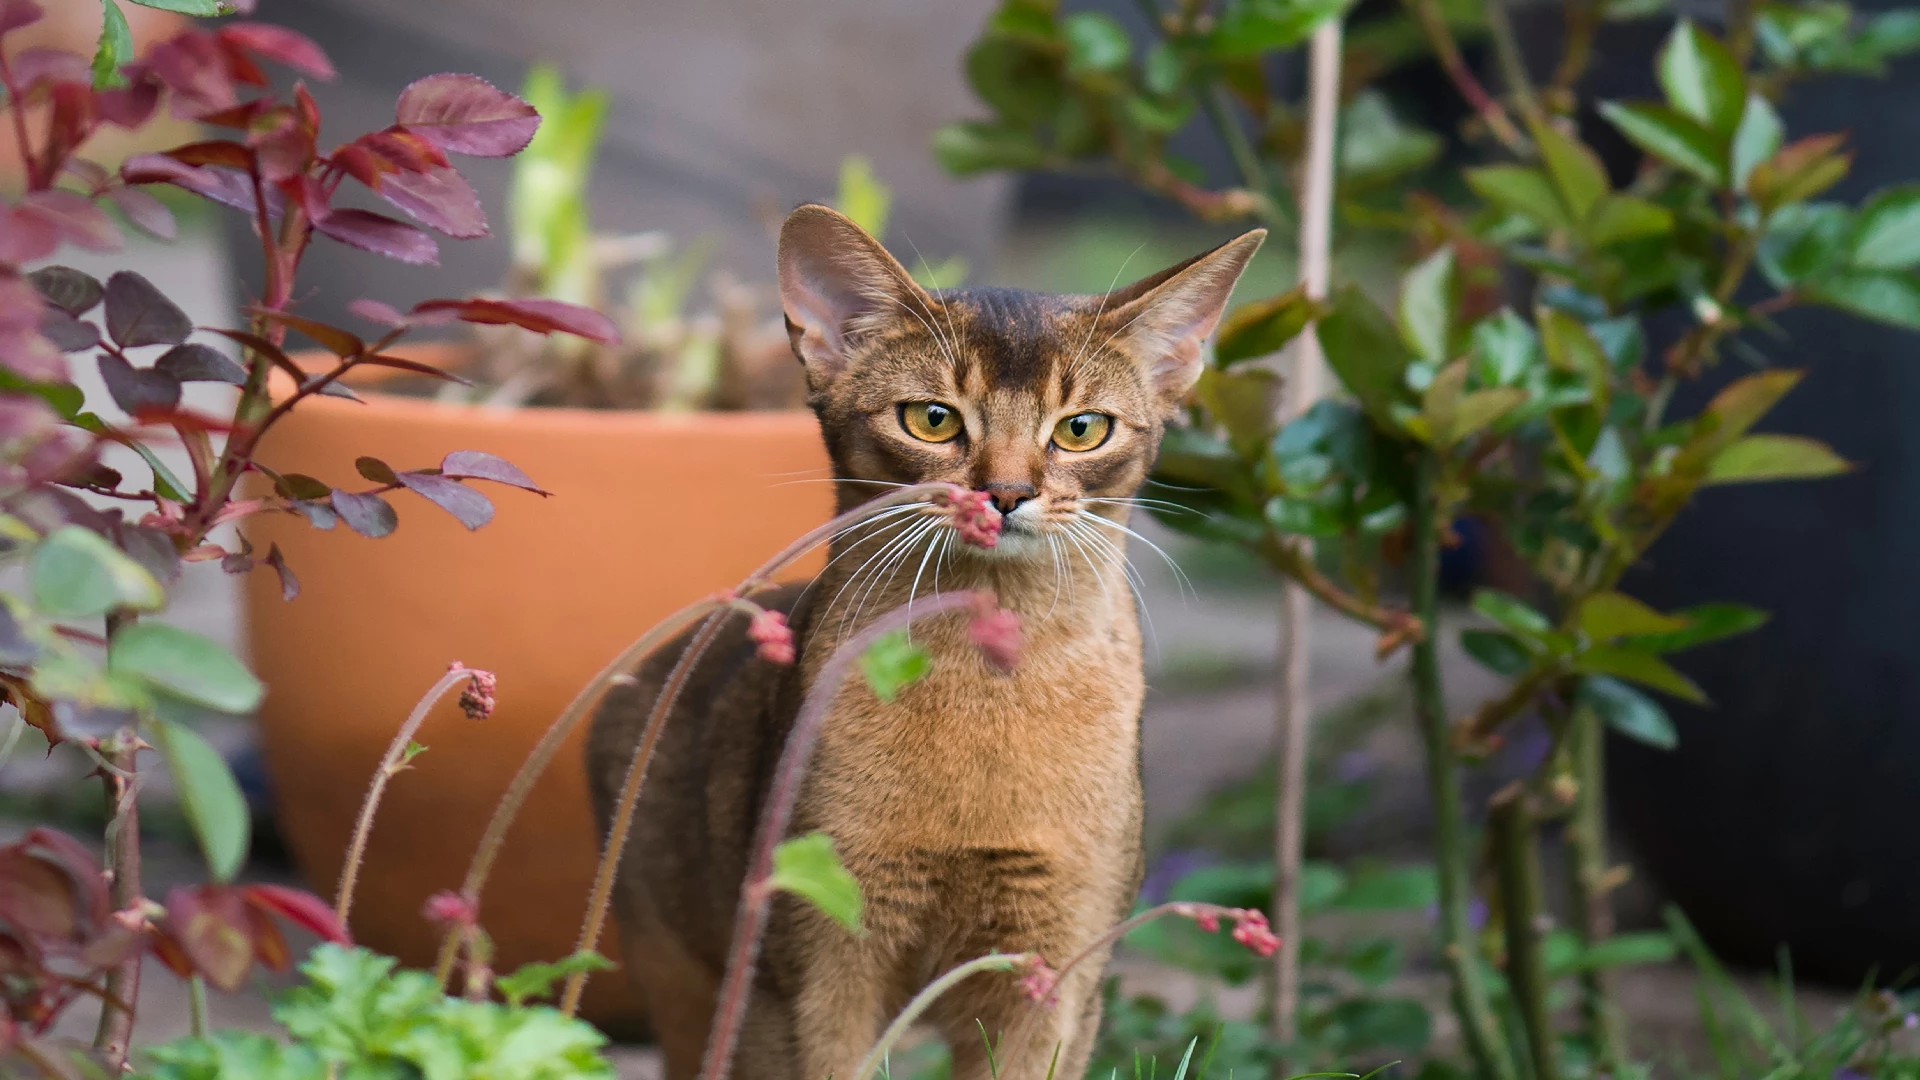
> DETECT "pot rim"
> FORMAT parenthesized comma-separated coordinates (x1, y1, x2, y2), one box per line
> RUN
(281, 343, 821, 436)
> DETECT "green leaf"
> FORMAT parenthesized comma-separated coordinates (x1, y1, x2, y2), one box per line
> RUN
(1473, 590, 1551, 637)
(1535, 307, 1609, 383)
(1063, 12, 1130, 74)
(1731, 94, 1784, 191)
(1569, 932, 1679, 971)
(1849, 185, 1920, 269)
(92, 0, 134, 88)
(932, 121, 1048, 175)
(1627, 603, 1768, 653)
(834, 155, 891, 239)
(1580, 676, 1676, 749)
(1339, 90, 1441, 186)
(1460, 629, 1532, 676)
(860, 630, 931, 702)
(31, 526, 164, 619)
(1588, 195, 1675, 247)
(1197, 368, 1284, 452)
(1703, 433, 1850, 484)
(1342, 937, 1405, 988)
(1533, 122, 1610, 223)
(1470, 309, 1541, 386)
(768, 831, 864, 934)
(1808, 268, 1920, 327)
(494, 951, 614, 1007)
(110, 622, 266, 714)
(1334, 864, 1439, 911)
(1327, 998, 1432, 1052)
(965, 35, 1065, 127)
(1397, 246, 1454, 362)
(124, 0, 231, 14)
(1315, 285, 1412, 428)
(1576, 646, 1707, 704)
(1760, 202, 1853, 286)
(1211, 0, 1351, 56)
(1215, 288, 1319, 365)
(1448, 387, 1527, 443)
(1659, 21, 1748, 135)
(1697, 368, 1803, 455)
(153, 718, 250, 882)
(1466, 166, 1571, 230)
(1599, 101, 1728, 187)
(1579, 591, 1689, 640)
(1750, 134, 1851, 211)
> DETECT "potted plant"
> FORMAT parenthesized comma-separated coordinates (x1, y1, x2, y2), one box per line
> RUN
(236, 69, 968, 1031)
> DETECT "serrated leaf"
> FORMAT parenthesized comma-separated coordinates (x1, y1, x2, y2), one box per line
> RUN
(493, 951, 614, 1007)
(111, 621, 264, 713)
(1466, 166, 1571, 230)
(1698, 369, 1803, 455)
(123, 0, 230, 13)
(92, 0, 133, 89)
(1579, 676, 1676, 749)
(1397, 245, 1454, 361)
(1316, 285, 1412, 429)
(1215, 287, 1318, 365)
(103, 271, 191, 348)
(1599, 101, 1728, 187)
(861, 630, 931, 702)
(1849, 185, 1920, 269)
(768, 831, 864, 934)
(1579, 592, 1689, 640)
(1808, 269, 1920, 327)
(1659, 21, 1747, 135)
(1703, 433, 1850, 484)
(1533, 122, 1609, 223)
(1576, 646, 1707, 703)
(152, 718, 251, 882)
(31, 526, 164, 618)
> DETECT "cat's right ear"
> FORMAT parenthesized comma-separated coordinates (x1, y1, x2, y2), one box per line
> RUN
(778, 204, 931, 386)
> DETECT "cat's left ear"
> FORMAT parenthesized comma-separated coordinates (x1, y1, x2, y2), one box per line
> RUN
(1100, 229, 1266, 408)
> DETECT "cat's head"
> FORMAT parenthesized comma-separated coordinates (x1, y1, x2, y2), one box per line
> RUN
(778, 204, 1262, 555)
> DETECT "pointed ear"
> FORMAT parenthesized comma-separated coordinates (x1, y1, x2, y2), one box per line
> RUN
(778, 203, 932, 386)
(1100, 229, 1266, 407)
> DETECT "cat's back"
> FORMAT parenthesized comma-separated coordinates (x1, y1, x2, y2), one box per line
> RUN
(584, 582, 810, 962)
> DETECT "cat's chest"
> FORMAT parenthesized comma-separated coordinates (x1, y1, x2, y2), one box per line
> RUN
(800, 615, 1145, 850)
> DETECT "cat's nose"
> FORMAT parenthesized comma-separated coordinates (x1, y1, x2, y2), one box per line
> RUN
(984, 482, 1036, 514)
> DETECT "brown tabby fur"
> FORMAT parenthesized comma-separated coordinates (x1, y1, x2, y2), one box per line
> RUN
(586, 206, 1263, 1080)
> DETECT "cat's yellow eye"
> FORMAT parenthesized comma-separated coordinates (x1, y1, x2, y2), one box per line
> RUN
(1052, 412, 1112, 452)
(900, 402, 963, 443)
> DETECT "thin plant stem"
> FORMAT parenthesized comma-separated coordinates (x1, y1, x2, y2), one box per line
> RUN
(92, 737, 142, 1067)
(850, 954, 1030, 1080)
(335, 667, 479, 926)
(1483, 0, 1546, 129)
(188, 976, 209, 1039)
(1567, 704, 1627, 1070)
(1549, 0, 1602, 97)
(1272, 13, 1344, 1051)
(1411, 459, 1517, 1080)
(699, 589, 982, 1080)
(443, 483, 964, 988)
(1402, 0, 1530, 154)
(1491, 789, 1557, 1080)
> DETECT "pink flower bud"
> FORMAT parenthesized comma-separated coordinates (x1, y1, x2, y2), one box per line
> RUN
(1177, 903, 1220, 933)
(1230, 908, 1281, 957)
(448, 663, 497, 720)
(747, 607, 796, 665)
(1017, 954, 1058, 1005)
(945, 489, 1002, 549)
(422, 890, 477, 931)
(968, 592, 1022, 673)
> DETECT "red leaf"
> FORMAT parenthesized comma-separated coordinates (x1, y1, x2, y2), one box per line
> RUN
(252, 310, 363, 358)
(345, 298, 406, 328)
(242, 884, 349, 944)
(96, 76, 160, 129)
(11, 47, 86, 91)
(200, 327, 302, 381)
(439, 449, 549, 494)
(196, 100, 268, 130)
(40, 83, 95, 177)
(360, 353, 469, 384)
(18, 192, 119, 253)
(98, 353, 182, 418)
(162, 886, 255, 992)
(372, 164, 487, 239)
(108, 187, 177, 241)
(27, 266, 102, 315)
(330, 489, 396, 538)
(314, 209, 439, 266)
(0, 0, 42, 35)
(394, 73, 539, 158)
(247, 106, 314, 182)
(216, 24, 334, 80)
(121, 153, 268, 216)
(147, 33, 238, 120)
(410, 297, 617, 344)
(398, 472, 494, 530)
(0, 326, 64, 381)
(0, 204, 60, 264)
(62, 158, 109, 193)
(263, 542, 298, 600)
(248, 907, 290, 971)
(356, 128, 449, 172)
(166, 141, 254, 170)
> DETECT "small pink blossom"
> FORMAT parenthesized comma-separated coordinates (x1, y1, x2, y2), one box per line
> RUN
(1230, 908, 1281, 957)
(968, 592, 1022, 673)
(1017, 954, 1058, 1005)
(448, 662, 497, 720)
(422, 890, 477, 930)
(747, 607, 796, 665)
(1175, 903, 1220, 933)
(945, 488, 1002, 549)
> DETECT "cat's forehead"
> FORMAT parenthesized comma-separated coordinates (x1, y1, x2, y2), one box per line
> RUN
(929, 286, 1112, 393)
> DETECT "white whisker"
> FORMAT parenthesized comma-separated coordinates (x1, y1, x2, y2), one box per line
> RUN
(1074, 509, 1194, 601)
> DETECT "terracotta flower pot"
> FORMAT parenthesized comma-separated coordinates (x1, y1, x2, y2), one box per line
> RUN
(242, 347, 830, 1033)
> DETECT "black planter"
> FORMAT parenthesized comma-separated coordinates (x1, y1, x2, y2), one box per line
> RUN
(1531, 10, 1920, 983)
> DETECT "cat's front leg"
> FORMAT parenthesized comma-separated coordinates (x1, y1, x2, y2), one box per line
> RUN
(789, 927, 889, 1080)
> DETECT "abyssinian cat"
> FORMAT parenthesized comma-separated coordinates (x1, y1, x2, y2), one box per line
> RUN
(585, 205, 1263, 1080)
